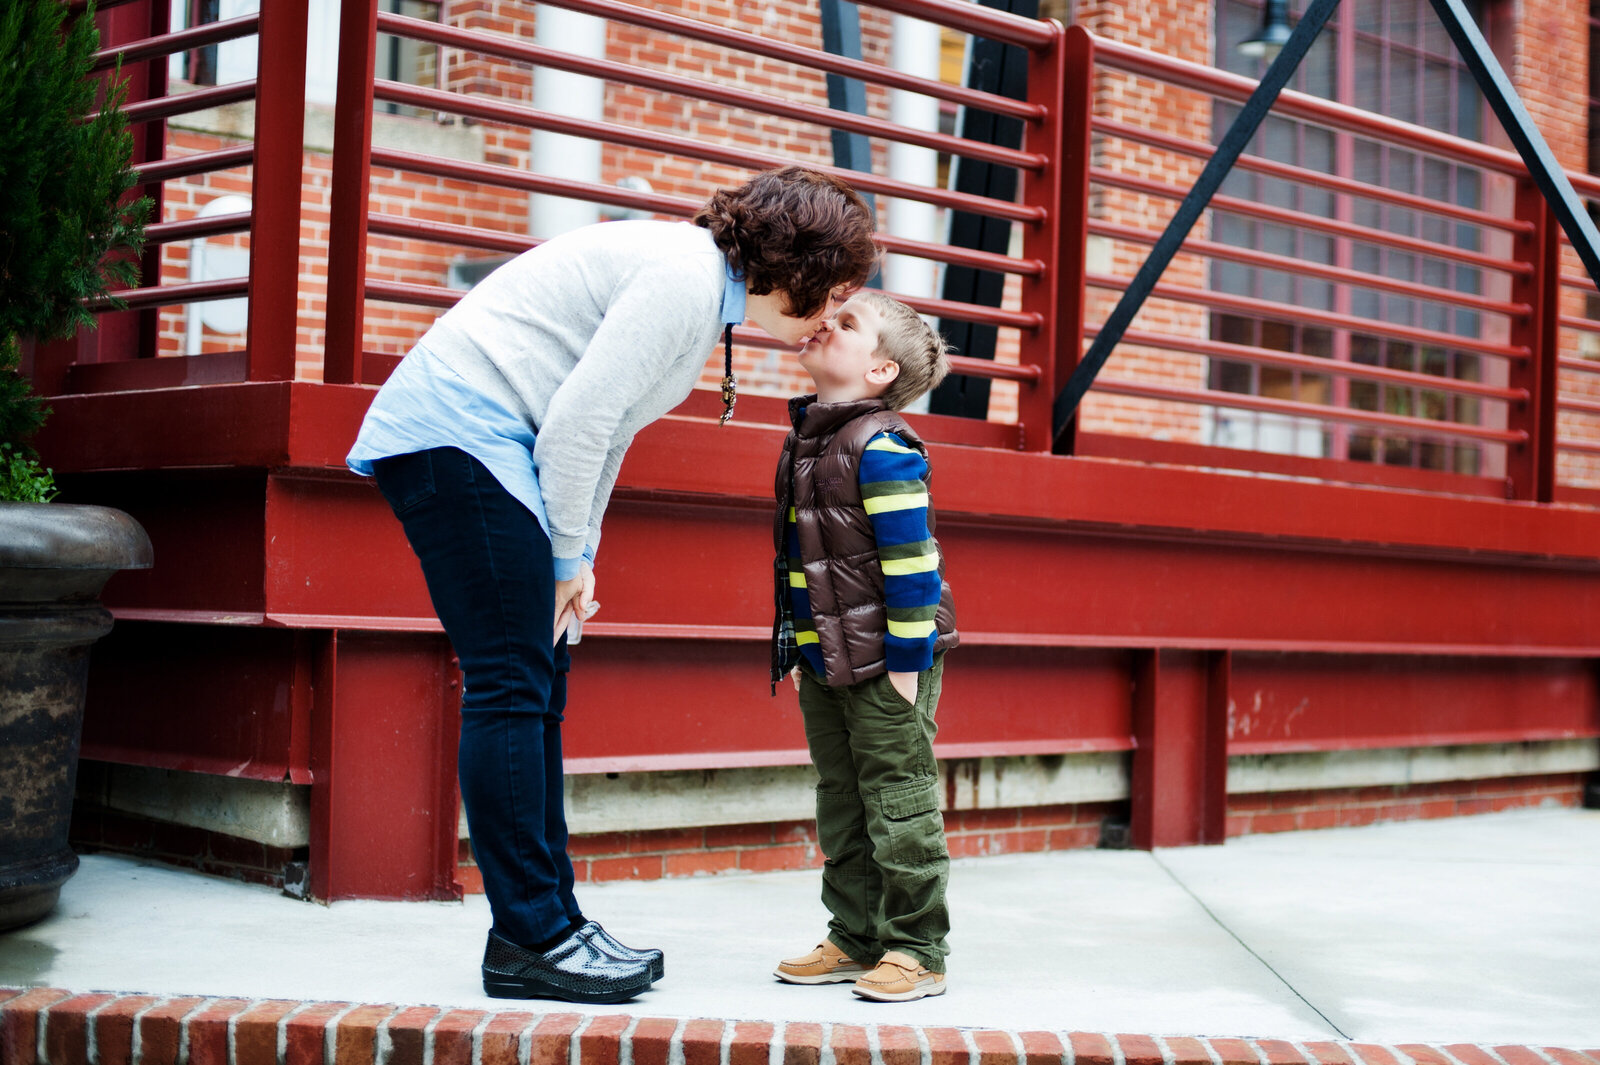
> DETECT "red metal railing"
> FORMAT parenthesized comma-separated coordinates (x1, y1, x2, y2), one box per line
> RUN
(104, 0, 302, 372)
(1063, 31, 1589, 500)
(322, 0, 1067, 447)
(53, 0, 1600, 499)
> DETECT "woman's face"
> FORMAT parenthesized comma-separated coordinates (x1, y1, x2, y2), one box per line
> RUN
(746, 287, 851, 346)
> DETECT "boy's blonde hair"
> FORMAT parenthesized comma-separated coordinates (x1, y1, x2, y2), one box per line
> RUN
(858, 291, 952, 410)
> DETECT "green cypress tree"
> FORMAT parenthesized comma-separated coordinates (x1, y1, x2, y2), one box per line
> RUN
(0, 0, 149, 500)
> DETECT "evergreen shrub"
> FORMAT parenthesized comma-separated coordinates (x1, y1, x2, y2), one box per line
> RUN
(0, 0, 149, 501)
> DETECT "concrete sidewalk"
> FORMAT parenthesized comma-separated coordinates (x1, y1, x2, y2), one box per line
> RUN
(2, 807, 1598, 1047)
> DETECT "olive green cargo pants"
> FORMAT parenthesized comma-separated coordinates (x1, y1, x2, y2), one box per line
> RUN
(797, 656, 948, 973)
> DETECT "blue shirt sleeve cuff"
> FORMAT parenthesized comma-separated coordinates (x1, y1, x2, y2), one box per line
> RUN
(553, 555, 583, 582)
(885, 646, 935, 675)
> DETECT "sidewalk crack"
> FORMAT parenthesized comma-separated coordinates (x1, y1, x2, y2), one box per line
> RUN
(1152, 853, 1351, 1039)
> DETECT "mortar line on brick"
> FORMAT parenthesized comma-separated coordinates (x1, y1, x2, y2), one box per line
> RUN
(87, 993, 121, 1064)
(469, 1011, 494, 1065)
(720, 1018, 736, 1065)
(279, 1002, 318, 1065)
(619, 1015, 642, 1065)
(960, 1028, 980, 1065)
(36, 994, 49, 1065)
(1008, 1030, 1026, 1065)
(130, 995, 166, 1065)
(668, 1017, 688, 1065)
(1459, 1046, 1514, 1065)
(1379, 1043, 1410, 1065)
(1057, 1030, 1074, 1065)
(767, 1020, 786, 1065)
(571, 1015, 596, 1065)
(1441, 1044, 1485, 1065)
(1525, 1047, 1565, 1065)
(866, 1023, 884, 1065)
(914, 1026, 931, 1065)
(421, 1007, 445, 1065)
(1196, 1037, 1224, 1065)
(324, 1003, 363, 1065)
(823, 1024, 840, 1065)
(517, 1013, 534, 1065)
(1153, 1036, 1177, 1065)
(177, 996, 218, 1065)
(227, 999, 257, 1065)
(377, 1008, 397, 1065)
(1152, 854, 1351, 1041)
(1287, 1039, 1320, 1065)
(1243, 1039, 1272, 1065)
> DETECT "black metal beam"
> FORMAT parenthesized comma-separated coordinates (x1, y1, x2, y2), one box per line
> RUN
(1050, 0, 1341, 447)
(1426, 0, 1600, 288)
(818, 0, 874, 182)
(929, 0, 1037, 419)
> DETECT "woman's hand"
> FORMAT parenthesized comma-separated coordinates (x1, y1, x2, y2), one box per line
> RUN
(554, 563, 596, 644)
(888, 670, 918, 706)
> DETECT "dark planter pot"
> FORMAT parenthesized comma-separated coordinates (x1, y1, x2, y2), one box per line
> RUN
(0, 503, 152, 931)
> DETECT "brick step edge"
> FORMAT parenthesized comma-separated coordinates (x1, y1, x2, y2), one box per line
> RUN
(5, 988, 1600, 1065)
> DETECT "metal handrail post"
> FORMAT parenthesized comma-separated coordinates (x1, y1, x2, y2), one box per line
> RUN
(1012, 19, 1067, 452)
(1505, 187, 1561, 502)
(1048, 25, 1093, 455)
(323, 0, 381, 385)
(245, 0, 310, 381)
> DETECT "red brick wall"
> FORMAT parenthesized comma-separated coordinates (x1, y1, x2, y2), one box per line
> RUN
(1071, 1, 1213, 441)
(1226, 772, 1587, 838)
(1514, 0, 1600, 488)
(69, 802, 300, 890)
(459, 773, 1590, 888)
(65, 772, 1588, 889)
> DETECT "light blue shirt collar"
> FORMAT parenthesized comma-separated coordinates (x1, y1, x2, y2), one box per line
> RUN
(721, 259, 745, 326)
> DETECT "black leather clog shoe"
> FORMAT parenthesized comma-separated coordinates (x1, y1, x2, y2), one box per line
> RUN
(481, 927, 652, 1003)
(582, 920, 666, 981)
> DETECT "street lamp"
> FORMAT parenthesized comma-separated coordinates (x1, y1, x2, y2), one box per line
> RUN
(1238, 0, 1293, 60)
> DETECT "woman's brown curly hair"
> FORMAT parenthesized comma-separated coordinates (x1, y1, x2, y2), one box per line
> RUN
(694, 167, 879, 319)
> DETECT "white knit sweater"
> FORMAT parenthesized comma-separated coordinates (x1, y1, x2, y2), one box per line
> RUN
(421, 220, 729, 566)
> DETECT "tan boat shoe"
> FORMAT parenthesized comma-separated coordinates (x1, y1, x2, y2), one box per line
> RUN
(774, 939, 867, 984)
(851, 950, 947, 1002)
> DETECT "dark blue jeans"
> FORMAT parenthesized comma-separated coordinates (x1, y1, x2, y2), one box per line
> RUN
(372, 447, 577, 948)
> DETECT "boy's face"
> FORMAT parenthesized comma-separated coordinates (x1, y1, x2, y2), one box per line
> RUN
(797, 295, 898, 403)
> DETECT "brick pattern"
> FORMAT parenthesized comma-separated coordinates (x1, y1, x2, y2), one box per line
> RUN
(64, 774, 1586, 892)
(1225, 773, 1587, 838)
(450, 773, 1585, 890)
(4, 989, 1599, 1065)
(454, 803, 1119, 887)
(1517, 0, 1600, 490)
(68, 803, 301, 889)
(1070, 0, 1213, 442)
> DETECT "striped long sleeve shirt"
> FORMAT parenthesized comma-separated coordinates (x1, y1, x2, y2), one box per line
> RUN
(787, 430, 942, 677)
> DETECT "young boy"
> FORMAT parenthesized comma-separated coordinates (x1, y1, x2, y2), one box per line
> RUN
(770, 290, 958, 1002)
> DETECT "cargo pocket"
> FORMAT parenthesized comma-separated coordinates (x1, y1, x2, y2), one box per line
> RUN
(878, 778, 947, 865)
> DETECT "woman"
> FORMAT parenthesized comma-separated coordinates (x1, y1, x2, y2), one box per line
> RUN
(347, 166, 878, 1004)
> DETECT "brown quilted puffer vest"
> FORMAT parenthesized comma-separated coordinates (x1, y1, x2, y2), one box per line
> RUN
(771, 395, 958, 689)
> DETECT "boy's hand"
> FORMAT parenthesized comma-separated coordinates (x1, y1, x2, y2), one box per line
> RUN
(888, 670, 918, 705)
